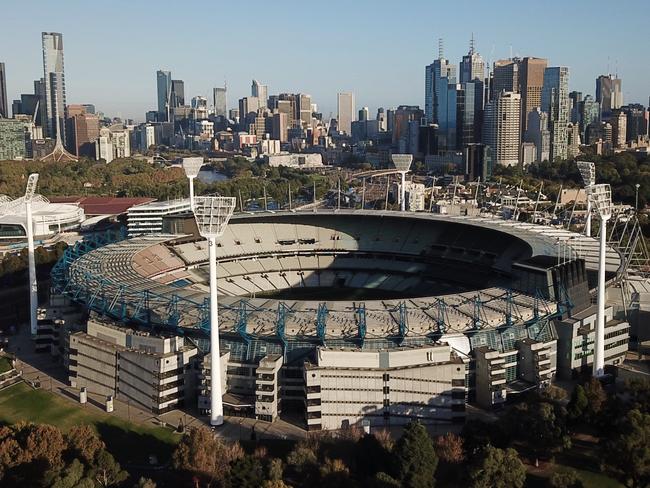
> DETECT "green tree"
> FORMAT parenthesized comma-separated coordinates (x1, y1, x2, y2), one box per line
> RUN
(133, 477, 157, 488)
(50, 459, 95, 488)
(226, 455, 264, 488)
(603, 409, 650, 488)
(393, 421, 438, 488)
(92, 450, 128, 487)
(468, 446, 526, 488)
(583, 377, 607, 420)
(549, 469, 584, 488)
(567, 385, 589, 422)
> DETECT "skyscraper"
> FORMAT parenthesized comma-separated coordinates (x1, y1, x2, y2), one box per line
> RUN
(171, 80, 185, 108)
(42, 32, 67, 141)
(251, 80, 268, 107)
(492, 59, 519, 98)
(458, 80, 484, 147)
(156, 70, 172, 122)
(483, 91, 521, 167)
(424, 41, 456, 124)
(337, 92, 355, 135)
(569, 91, 583, 124)
(519, 57, 547, 137)
(0, 62, 7, 118)
(213, 86, 227, 118)
(541, 66, 570, 160)
(459, 37, 485, 83)
(525, 108, 551, 162)
(579, 95, 600, 140)
(596, 74, 623, 119)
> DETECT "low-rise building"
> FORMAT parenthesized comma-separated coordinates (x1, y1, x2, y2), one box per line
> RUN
(68, 316, 198, 413)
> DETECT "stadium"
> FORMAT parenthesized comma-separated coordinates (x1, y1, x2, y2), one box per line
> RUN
(51, 209, 628, 430)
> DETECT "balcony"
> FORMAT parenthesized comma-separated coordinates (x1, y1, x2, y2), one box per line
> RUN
(256, 395, 275, 403)
(306, 385, 321, 394)
(256, 374, 275, 382)
(256, 384, 274, 393)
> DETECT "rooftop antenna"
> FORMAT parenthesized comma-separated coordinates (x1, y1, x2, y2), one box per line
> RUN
(470, 33, 475, 54)
(509, 44, 513, 60)
(25, 173, 39, 336)
(438, 38, 444, 59)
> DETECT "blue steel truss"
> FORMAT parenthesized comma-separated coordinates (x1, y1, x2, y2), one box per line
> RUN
(276, 302, 294, 357)
(355, 303, 367, 346)
(391, 301, 408, 344)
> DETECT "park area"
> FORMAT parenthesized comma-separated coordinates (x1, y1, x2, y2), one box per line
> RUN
(0, 382, 179, 466)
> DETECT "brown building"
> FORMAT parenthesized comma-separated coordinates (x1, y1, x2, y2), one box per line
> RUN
(66, 105, 100, 157)
(519, 57, 548, 137)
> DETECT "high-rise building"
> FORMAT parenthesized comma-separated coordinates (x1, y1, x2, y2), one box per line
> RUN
(483, 91, 521, 167)
(519, 57, 547, 136)
(359, 107, 369, 121)
(296, 94, 312, 129)
(171, 80, 184, 108)
(457, 80, 484, 147)
(569, 91, 582, 124)
(596, 74, 623, 119)
(424, 43, 456, 124)
(239, 96, 260, 129)
(567, 122, 581, 157)
(525, 108, 551, 163)
(620, 104, 649, 142)
(337, 92, 355, 135)
(213, 86, 227, 117)
(579, 95, 600, 140)
(459, 37, 485, 83)
(0, 62, 7, 118)
(541, 67, 570, 160)
(376, 108, 387, 131)
(492, 59, 519, 98)
(42, 32, 67, 141)
(272, 112, 289, 142)
(392, 105, 424, 151)
(611, 111, 627, 148)
(156, 70, 172, 122)
(65, 105, 100, 157)
(252, 80, 268, 107)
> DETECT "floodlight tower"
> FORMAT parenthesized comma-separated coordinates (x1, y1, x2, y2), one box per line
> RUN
(577, 161, 596, 237)
(182, 157, 204, 211)
(25, 174, 39, 336)
(193, 196, 236, 425)
(391, 154, 413, 212)
(587, 184, 612, 377)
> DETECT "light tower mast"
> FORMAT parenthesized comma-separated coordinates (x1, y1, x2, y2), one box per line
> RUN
(25, 173, 39, 336)
(193, 196, 236, 425)
(577, 161, 596, 237)
(182, 157, 204, 211)
(587, 183, 612, 376)
(391, 154, 413, 212)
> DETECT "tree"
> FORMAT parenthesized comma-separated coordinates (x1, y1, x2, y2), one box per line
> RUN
(468, 446, 526, 488)
(91, 450, 128, 487)
(226, 455, 264, 488)
(603, 409, 650, 488)
(66, 425, 105, 464)
(567, 385, 589, 422)
(583, 377, 607, 420)
(434, 433, 465, 464)
(134, 478, 157, 488)
(355, 433, 392, 479)
(549, 469, 584, 488)
(393, 421, 438, 488)
(173, 426, 237, 485)
(50, 458, 95, 488)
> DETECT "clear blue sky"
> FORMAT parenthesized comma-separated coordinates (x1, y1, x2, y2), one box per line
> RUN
(1, 0, 648, 121)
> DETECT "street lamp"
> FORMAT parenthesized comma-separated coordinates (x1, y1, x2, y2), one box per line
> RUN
(635, 183, 641, 211)
(391, 154, 413, 212)
(182, 157, 204, 211)
(577, 161, 595, 237)
(586, 183, 612, 377)
(25, 174, 39, 336)
(193, 196, 236, 426)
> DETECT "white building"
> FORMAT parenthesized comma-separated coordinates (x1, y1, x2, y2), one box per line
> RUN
(258, 138, 281, 155)
(126, 199, 191, 236)
(304, 345, 466, 430)
(95, 126, 131, 163)
(266, 153, 324, 168)
(483, 91, 521, 167)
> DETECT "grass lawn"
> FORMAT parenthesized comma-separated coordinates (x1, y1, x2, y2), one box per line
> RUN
(0, 356, 13, 373)
(0, 382, 178, 465)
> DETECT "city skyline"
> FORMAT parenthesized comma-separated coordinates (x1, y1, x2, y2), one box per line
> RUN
(1, 0, 648, 121)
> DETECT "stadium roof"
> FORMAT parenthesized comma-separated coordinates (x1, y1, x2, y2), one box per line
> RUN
(49, 196, 156, 216)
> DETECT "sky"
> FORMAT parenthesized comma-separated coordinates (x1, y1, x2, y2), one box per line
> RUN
(1, 0, 648, 122)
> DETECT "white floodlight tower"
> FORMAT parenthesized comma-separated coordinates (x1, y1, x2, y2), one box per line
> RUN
(587, 184, 612, 377)
(25, 174, 39, 336)
(182, 157, 204, 211)
(193, 196, 236, 425)
(391, 154, 413, 212)
(577, 161, 596, 237)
